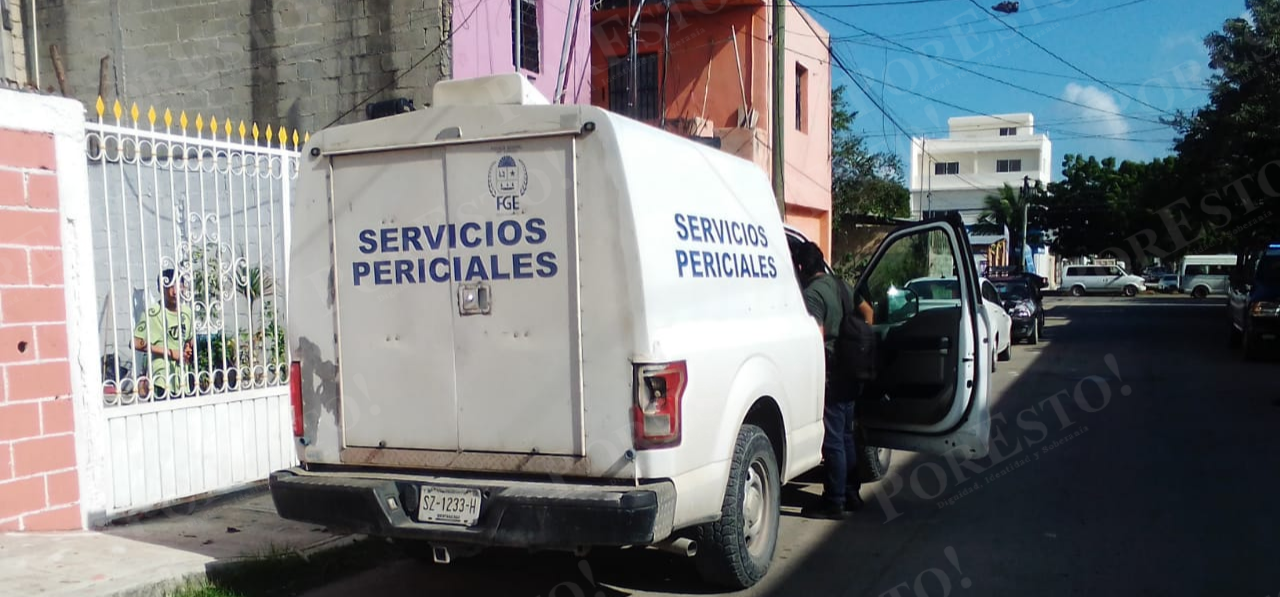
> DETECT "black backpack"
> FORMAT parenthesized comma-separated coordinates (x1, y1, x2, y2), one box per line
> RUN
(830, 278, 878, 396)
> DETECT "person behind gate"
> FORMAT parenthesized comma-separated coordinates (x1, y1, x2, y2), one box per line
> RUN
(133, 268, 194, 399)
(790, 240, 874, 520)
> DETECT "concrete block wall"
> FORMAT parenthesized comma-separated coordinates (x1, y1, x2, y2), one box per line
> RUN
(34, 0, 450, 135)
(0, 125, 81, 531)
(3, 0, 29, 83)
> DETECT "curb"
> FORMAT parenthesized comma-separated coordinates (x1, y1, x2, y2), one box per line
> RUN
(101, 534, 367, 597)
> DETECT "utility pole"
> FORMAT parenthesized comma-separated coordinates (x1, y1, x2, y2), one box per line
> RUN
(771, 0, 786, 218)
(1019, 175, 1032, 271)
(629, 0, 649, 116)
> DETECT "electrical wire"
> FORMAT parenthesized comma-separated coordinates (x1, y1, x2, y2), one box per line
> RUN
(840, 38, 1212, 91)
(835, 0, 1144, 43)
(325, 0, 485, 128)
(963, 0, 1175, 117)
(799, 2, 1171, 126)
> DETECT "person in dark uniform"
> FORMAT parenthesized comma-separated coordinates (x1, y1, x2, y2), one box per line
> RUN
(789, 240, 872, 520)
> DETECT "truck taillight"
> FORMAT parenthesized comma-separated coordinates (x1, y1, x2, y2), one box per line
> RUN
(290, 361, 303, 437)
(633, 361, 687, 449)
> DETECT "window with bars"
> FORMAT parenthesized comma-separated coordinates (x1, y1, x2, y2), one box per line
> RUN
(607, 54, 660, 121)
(795, 63, 809, 132)
(996, 159, 1022, 173)
(934, 162, 960, 175)
(999, 127, 1017, 136)
(511, 0, 541, 73)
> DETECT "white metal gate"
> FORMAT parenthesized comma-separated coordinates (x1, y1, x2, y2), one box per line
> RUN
(86, 99, 302, 514)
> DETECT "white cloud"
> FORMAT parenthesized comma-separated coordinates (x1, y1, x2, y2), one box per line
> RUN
(1061, 83, 1130, 138)
(1160, 32, 1203, 53)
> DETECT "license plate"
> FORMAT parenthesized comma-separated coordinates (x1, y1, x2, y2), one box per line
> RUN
(417, 485, 483, 526)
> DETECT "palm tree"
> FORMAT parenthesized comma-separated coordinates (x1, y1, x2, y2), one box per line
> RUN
(974, 182, 1040, 267)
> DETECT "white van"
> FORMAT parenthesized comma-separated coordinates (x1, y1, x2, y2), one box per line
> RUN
(1061, 264, 1147, 297)
(270, 74, 992, 588)
(1179, 254, 1236, 298)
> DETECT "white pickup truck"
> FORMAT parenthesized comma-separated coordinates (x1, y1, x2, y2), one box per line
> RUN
(270, 74, 992, 589)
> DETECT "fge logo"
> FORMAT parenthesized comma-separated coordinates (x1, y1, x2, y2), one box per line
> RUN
(488, 155, 528, 212)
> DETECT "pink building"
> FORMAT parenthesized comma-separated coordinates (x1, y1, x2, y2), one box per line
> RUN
(452, 0, 594, 104)
(590, 0, 834, 254)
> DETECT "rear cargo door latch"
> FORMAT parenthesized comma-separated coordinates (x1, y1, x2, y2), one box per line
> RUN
(458, 282, 492, 316)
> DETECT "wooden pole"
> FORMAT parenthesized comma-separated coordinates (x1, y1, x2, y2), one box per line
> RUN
(771, 0, 786, 218)
(98, 55, 111, 101)
(50, 44, 70, 96)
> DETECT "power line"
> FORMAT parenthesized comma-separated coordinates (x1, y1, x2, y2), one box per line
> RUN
(963, 0, 1174, 117)
(828, 38, 992, 192)
(834, 0, 1146, 43)
(840, 38, 1212, 91)
(325, 0, 485, 128)
(796, 0, 957, 5)
(801, 3, 1170, 126)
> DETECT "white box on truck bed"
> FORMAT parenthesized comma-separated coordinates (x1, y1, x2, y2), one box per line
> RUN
(271, 74, 991, 589)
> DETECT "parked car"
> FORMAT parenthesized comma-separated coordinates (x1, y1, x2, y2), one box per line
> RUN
(1142, 266, 1171, 284)
(1228, 243, 1280, 360)
(1061, 264, 1147, 297)
(990, 275, 1044, 344)
(271, 74, 995, 590)
(904, 276, 1011, 369)
(1159, 274, 1181, 293)
(1180, 254, 1236, 298)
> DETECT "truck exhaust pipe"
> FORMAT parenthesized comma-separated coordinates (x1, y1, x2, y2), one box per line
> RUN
(649, 537, 697, 557)
(432, 545, 451, 564)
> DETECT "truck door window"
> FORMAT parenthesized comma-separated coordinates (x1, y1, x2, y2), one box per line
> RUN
(865, 229, 958, 324)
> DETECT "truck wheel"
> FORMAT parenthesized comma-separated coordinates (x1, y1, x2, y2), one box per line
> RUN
(1192, 286, 1208, 299)
(855, 424, 892, 483)
(693, 424, 780, 589)
(1123, 285, 1138, 297)
(1070, 285, 1085, 297)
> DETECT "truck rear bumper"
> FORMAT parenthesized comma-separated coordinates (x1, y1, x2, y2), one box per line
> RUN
(269, 468, 677, 549)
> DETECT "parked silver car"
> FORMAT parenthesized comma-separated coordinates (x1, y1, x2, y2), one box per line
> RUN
(1061, 264, 1148, 297)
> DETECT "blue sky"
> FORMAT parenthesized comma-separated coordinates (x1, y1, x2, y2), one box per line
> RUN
(801, 0, 1247, 177)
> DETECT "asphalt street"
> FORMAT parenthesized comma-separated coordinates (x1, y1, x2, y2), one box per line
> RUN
(303, 295, 1280, 597)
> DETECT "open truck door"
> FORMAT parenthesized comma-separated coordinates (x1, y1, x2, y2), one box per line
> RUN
(854, 214, 992, 459)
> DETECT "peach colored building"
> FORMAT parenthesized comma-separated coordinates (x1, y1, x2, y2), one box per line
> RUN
(590, 0, 834, 254)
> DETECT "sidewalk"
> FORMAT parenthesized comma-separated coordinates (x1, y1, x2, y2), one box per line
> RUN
(0, 488, 359, 597)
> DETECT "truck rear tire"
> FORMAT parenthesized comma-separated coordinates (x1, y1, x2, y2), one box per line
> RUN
(693, 424, 780, 589)
(855, 424, 892, 482)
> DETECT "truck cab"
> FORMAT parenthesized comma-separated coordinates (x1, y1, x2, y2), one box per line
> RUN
(269, 74, 992, 589)
(1229, 243, 1280, 360)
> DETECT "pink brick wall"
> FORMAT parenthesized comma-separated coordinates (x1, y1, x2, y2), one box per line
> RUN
(0, 127, 81, 532)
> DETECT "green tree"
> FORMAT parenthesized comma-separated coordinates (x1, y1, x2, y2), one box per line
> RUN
(831, 85, 910, 220)
(1172, 0, 1280, 247)
(1042, 155, 1147, 259)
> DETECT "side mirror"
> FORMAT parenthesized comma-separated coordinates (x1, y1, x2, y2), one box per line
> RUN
(886, 287, 920, 323)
